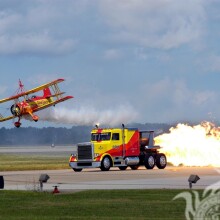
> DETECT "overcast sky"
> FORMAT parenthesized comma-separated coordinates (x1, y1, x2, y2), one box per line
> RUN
(0, 0, 220, 128)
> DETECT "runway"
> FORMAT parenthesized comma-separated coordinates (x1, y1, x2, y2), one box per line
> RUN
(0, 145, 76, 155)
(1, 166, 220, 192)
(1, 146, 220, 192)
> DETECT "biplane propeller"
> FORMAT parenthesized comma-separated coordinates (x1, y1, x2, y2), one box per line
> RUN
(0, 78, 73, 128)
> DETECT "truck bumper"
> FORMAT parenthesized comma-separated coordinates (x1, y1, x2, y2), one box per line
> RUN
(69, 161, 101, 169)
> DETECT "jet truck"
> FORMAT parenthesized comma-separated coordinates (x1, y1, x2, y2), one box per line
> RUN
(69, 124, 167, 172)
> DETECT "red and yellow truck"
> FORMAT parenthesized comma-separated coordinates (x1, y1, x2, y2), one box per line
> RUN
(69, 124, 167, 172)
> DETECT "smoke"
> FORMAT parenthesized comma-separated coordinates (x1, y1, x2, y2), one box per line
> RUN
(37, 105, 138, 126)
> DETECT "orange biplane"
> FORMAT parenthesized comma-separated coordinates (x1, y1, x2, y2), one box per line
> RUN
(0, 79, 73, 128)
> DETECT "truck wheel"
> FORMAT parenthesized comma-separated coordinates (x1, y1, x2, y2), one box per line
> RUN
(144, 154, 155, 169)
(73, 168, 83, 172)
(130, 165, 139, 170)
(100, 156, 111, 171)
(119, 166, 127, 170)
(156, 153, 167, 169)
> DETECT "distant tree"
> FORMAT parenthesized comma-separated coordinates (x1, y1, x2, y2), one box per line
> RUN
(0, 123, 171, 146)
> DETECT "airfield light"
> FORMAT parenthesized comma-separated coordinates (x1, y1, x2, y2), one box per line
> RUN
(188, 174, 200, 189)
(39, 174, 50, 191)
(0, 176, 4, 189)
(52, 185, 60, 194)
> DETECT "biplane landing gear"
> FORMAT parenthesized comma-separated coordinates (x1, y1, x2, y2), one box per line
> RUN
(32, 115, 39, 122)
(14, 117, 21, 128)
(14, 121, 21, 128)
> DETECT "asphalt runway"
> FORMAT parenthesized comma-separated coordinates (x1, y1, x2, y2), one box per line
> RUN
(1, 167, 220, 192)
(0, 145, 76, 156)
(1, 146, 220, 192)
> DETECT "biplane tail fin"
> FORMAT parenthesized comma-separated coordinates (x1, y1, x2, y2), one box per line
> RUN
(43, 88, 52, 98)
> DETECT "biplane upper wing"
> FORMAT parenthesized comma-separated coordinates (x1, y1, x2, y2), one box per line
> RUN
(0, 79, 65, 104)
(33, 95, 73, 112)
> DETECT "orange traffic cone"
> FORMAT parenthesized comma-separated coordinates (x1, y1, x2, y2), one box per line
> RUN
(52, 186, 60, 194)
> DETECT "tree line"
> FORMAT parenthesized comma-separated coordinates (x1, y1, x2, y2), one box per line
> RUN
(0, 123, 171, 146)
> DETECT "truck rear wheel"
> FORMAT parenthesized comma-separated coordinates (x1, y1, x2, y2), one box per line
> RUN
(100, 156, 111, 171)
(130, 165, 139, 170)
(73, 168, 83, 172)
(144, 154, 155, 169)
(156, 153, 167, 169)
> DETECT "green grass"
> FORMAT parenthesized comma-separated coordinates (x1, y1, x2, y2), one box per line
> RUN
(0, 189, 194, 220)
(0, 154, 69, 171)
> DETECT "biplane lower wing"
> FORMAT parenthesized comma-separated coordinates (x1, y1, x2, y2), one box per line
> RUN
(0, 115, 15, 122)
(34, 96, 73, 112)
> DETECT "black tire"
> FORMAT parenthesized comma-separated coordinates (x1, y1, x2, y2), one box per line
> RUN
(119, 166, 128, 170)
(100, 156, 111, 171)
(156, 153, 167, 169)
(15, 122, 21, 128)
(73, 168, 83, 172)
(130, 165, 139, 170)
(144, 154, 155, 169)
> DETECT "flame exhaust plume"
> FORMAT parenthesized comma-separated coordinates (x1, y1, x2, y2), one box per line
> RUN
(155, 121, 220, 167)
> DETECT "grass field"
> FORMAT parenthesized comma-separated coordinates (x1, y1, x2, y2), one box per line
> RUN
(0, 150, 198, 219)
(0, 189, 196, 220)
(0, 154, 69, 171)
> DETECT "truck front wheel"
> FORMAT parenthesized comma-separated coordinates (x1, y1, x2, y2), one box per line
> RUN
(73, 168, 83, 172)
(100, 156, 111, 171)
(119, 166, 128, 170)
(144, 154, 155, 169)
(156, 153, 167, 169)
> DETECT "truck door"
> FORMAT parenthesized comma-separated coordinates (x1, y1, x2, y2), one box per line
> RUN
(111, 132, 122, 157)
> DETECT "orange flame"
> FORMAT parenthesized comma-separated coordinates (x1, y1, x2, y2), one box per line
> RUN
(155, 121, 220, 167)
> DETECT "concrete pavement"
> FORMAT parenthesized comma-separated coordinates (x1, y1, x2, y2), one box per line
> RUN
(1, 166, 220, 192)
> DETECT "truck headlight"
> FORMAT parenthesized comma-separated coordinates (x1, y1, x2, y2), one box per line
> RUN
(94, 153, 100, 158)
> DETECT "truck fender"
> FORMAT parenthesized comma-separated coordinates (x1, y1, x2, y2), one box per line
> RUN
(100, 153, 113, 166)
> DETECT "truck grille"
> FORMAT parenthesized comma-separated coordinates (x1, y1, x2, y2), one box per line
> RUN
(77, 143, 93, 160)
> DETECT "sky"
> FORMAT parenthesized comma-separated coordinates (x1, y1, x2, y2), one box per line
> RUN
(0, 0, 220, 128)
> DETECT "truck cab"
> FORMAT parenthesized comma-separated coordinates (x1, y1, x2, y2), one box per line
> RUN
(69, 125, 167, 172)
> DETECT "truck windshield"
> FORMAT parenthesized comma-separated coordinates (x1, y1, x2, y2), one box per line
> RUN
(91, 132, 111, 141)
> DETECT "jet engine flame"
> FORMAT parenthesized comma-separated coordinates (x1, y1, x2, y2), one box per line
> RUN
(155, 121, 220, 167)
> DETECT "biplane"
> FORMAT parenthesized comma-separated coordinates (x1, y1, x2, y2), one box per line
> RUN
(0, 79, 73, 128)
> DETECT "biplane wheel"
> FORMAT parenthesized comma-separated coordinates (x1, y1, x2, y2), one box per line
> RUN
(14, 122, 21, 128)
